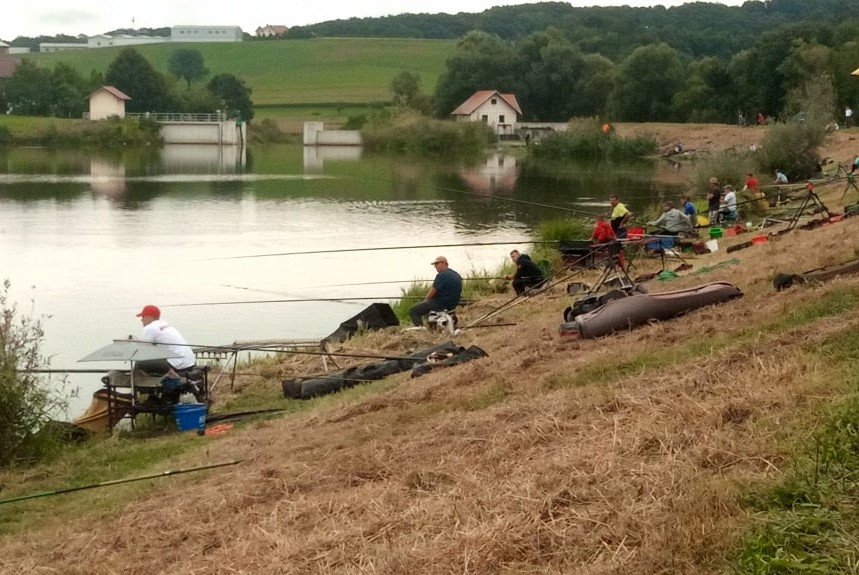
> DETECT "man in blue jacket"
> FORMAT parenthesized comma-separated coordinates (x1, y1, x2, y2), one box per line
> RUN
(409, 256, 463, 327)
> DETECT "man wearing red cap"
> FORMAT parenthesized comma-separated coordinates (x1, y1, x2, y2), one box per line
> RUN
(134, 304, 196, 375)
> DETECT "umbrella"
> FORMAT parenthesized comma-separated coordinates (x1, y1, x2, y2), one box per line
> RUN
(79, 339, 182, 418)
(79, 339, 181, 363)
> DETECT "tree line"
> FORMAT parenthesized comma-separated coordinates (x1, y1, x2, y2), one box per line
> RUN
(0, 48, 254, 121)
(426, 18, 859, 124)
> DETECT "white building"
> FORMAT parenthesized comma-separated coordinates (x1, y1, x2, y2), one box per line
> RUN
(450, 90, 522, 136)
(87, 34, 166, 49)
(88, 85, 132, 121)
(40, 42, 88, 53)
(171, 26, 243, 43)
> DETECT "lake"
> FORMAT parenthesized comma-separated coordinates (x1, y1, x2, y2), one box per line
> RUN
(0, 143, 685, 418)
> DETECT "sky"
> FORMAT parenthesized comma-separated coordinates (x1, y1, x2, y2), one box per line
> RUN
(3, 1, 747, 42)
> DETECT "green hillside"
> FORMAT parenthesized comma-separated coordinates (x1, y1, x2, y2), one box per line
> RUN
(27, 38, 456, 106)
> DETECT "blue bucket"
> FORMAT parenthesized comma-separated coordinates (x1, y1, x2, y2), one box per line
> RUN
(173, 403, 207, 432)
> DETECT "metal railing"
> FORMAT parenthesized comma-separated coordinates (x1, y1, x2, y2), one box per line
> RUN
(82, 112, 227, 122)
(126, 112, 227, 122)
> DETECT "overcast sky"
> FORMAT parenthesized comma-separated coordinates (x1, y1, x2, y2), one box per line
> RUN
(3, 1, 746, 43)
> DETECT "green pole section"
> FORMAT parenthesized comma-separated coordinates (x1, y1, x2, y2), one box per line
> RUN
(0, 460, 242, 506)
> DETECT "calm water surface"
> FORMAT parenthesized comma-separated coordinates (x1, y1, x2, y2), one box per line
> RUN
(0, 143, 684, 417)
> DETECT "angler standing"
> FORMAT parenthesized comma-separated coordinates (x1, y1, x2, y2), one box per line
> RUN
(409, 256, 462, 327)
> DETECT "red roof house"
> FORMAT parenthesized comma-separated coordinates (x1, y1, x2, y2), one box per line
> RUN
(450, 90, 522, 135)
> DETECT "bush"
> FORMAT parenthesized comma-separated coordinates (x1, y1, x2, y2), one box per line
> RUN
(755, 120, 825, 181)
(0, 280, 67, 467)
(248, 118, 295, 144)
(361, 110, 496, 157)
(530, 118, 658, 161)
(691, 149, 756, 198)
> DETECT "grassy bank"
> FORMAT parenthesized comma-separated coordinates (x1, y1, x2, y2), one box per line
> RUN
(3, 180, 859, 572)
(0, 116, 162, 147)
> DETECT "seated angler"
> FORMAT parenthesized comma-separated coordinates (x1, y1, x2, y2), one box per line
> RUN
(408, 256, 463, 327)
(720, 185, 738, 222)
(505, 249, 546, 295)
(647, 201, 694, 236)
(133, 304, 196, 376)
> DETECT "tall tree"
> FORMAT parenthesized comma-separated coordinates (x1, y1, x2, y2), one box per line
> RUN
(4, 59, 53, 115)
(50, 62, 88, 118)
(433, 31, 524, 118)
(391, 71, 421, 106)
(104, 48, 170, 113)
(608, 43, 686, 121)
(207, 74, 254, 121)
(167, 48, 209, 90)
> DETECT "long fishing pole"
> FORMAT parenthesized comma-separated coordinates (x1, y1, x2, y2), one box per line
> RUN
(0, 460, 242, 506)
(218, 276, 510, 294)
(165, 295, 424, 308)
(208, 240, 558, 262)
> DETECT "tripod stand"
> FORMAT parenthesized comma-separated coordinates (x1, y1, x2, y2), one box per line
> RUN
(785, 190, 830, 232)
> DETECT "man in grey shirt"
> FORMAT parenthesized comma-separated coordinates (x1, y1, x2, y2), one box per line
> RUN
(647, 201, 694, 236)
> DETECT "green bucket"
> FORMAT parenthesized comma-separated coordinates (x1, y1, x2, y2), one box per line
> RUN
(709, 227, 724, 239)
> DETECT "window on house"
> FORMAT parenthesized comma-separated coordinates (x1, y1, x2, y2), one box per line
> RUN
(499, 115, 505, 123)
(491, 98, 497, 105)
(481, 115, 489, 123)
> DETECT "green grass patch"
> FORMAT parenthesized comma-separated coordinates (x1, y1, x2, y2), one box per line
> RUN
(733, 325, 859, 574)
(465, 383, 511, 411)
(27, 38, 455, 106)
(0, 432, 198, 533)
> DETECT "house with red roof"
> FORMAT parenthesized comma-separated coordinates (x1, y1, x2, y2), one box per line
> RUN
(255, 25, 289, 37)
(450, 90, 522, 136)
(88, 86, 132, 120)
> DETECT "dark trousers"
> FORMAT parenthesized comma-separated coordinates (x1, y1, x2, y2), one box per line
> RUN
(135, 359, 195, 376)
(409, 300, 445, 326)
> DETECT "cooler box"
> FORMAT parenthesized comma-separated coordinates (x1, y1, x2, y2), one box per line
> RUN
(646, 237, 676, 251)
(627, 227, 645, 240)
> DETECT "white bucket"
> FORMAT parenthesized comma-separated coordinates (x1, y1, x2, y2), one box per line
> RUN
(705, 239, 719, 253)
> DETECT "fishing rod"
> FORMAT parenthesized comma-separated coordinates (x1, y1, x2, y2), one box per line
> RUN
(0, 460, 242, 506)
(165, 295, 424, 308)
(208, 240, 558, 262)
(218, 276, 511, 295)
(123, 339, 429, 362)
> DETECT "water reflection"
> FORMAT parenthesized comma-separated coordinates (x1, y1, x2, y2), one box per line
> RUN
(303, 145, 363, 172)
(458, 153, 519, 195)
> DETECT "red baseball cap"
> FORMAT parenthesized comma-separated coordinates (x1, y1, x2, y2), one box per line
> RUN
(135, 305, 161, 319)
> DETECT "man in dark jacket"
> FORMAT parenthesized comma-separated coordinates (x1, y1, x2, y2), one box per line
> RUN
(506, 249, 546, 295)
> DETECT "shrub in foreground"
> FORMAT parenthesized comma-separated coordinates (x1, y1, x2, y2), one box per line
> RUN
(0, 280, 67, 467)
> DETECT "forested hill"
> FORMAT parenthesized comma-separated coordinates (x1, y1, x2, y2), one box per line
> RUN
(285, 0, 855, 59)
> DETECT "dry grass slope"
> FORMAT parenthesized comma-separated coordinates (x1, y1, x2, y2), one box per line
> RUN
(3, 178, 859, 573)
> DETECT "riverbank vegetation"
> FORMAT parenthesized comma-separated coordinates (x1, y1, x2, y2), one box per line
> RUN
(0, 280, 67, 468)
(360, 110, 495, 156)
(0, 115, 162, 148)
(529, 119, 658, 161)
